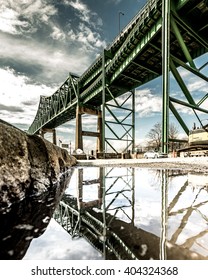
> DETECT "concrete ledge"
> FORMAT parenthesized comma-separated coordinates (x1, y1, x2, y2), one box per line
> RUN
(77, 157, 208, 171)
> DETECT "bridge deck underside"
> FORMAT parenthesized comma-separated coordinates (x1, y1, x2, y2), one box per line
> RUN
(28, 0, 207, 133)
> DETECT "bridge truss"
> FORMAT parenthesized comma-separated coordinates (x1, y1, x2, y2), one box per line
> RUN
(28, 0, 208, 153)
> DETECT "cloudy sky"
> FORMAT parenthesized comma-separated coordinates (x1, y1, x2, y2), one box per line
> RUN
(0, 0, 207, 151)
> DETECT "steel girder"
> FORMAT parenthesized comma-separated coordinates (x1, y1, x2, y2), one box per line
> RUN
(28, 0, 162, 135)
(161, 0, 208, 152)
(101, 50, 135, 154)
(27, 0, 208, 155)
(82, 2, 162, 104)
(161, 0, 170, 153)
(168, 4, 208, 142)
(79, 0, 160, 92)
(27, 73, 79, 134)
(104, 89, 135, 154)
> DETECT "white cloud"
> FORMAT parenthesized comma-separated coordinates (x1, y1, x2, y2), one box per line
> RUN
(68, 23, 106, 51)
(0, 0, 107, 131)
(24, 218, 102, 260)
(108, 0, 122, 4)
(175, 67, 207, 96)
(172, 103, 193, 115)
(135, 88, 162, 117)
(0, 7, 28, 34)
(20, 0, 57, 23)
(0, 67, 57, 127)
(0, 32, 92, 82)
(57, 125, 75, 134)
(66, 0, 91, 23)
(64, 0, 103, 28)
(187, 78, 207, 94)
(0, 0, 107, 86)
(0, 0, 57, 35)
(135, 73, 207, 119)
(50, 26, 66, 41)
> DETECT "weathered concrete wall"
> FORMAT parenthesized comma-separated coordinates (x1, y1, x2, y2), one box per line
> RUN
(0, 120, 76, 259)
(0, 119, 76, 210)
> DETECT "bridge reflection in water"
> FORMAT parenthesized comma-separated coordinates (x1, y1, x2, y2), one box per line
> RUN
(54, 167, 208, 260)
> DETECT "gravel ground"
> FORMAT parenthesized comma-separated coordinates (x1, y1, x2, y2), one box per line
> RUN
(77, 157, 208, 173)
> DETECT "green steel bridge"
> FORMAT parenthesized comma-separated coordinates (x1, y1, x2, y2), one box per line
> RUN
(28, 0, 208, 153)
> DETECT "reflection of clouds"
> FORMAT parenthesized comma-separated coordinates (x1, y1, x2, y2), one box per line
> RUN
(119, 168, 208, 257)
(24, 219, 103, 260)
(133, 170, 162, 237)
(167, 174, 208, 257)
(27, 167, 208, 259)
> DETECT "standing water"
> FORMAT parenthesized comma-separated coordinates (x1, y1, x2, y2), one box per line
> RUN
(24, 166, 208, 260)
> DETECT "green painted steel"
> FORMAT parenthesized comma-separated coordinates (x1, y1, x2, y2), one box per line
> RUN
(162, 0, 170, 153)
(169, 101, 189, 135)
(171, 15, 196, 69)
(104, 90, 135, 153)
(176, 0, 191, 9)
(170, 97, 208, 115)
(28, 0, 208, 153)
(109, 18, 162, 85)
(197, 94, 208, 107)
(102, 50, 106, 153)
(170, 59, 196, 105)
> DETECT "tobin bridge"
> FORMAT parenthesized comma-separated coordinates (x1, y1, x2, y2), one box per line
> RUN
(28, 0, 208, 154)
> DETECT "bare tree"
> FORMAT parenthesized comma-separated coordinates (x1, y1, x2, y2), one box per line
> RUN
(146, 122, 179, 151)
(169, 123, 179, 151)
(146, 122, 162, 151)
(169, 123, 179, 139)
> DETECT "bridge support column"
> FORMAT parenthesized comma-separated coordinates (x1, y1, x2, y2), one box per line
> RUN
(77, 168, 103, 209)
(97, 110, 103, 153)
(75, 105, 103, 153)
(75, 106, 83, 151)
(77, 168, 83, 206)
(40, 128, 57, 145)
(52, 129, 57, 145)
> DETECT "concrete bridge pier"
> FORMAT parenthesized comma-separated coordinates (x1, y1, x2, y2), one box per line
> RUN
(40, 128, 57, 145)
(75, 105, 103, 153)
(75, 106, 83, 151)
(76, 168, 103, 209)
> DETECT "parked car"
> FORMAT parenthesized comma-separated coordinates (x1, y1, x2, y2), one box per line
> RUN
(143, 150, 159, 159)
(143, 151, 168, 159)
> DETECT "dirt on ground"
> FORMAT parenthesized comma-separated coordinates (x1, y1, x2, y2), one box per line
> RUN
(77, 157, 208, 173)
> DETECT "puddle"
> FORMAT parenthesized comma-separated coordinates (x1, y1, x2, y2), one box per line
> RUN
(20, 166, 208, 260)
(47, 167, 208, 260)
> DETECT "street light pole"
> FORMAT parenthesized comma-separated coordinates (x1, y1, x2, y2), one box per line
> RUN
(119, 11, 124, 33)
